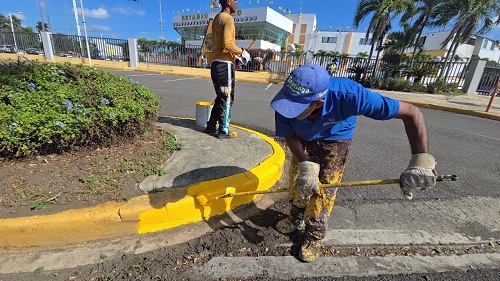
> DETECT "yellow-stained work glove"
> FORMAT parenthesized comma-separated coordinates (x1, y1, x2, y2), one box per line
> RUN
(235, 49, 251, 66)
(400, 153, 437, 200)
(297, 161, 320, 200)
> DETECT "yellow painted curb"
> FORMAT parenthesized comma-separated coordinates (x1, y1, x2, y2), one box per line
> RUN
(399, 99, 500, 121)
(0, 123, 284, 247)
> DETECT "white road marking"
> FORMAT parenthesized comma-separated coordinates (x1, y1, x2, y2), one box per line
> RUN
(164, 77, 201, 82)
(125, 73, 161, 77)
(467, 132, 500, 141)
(265, 83, 273, 90)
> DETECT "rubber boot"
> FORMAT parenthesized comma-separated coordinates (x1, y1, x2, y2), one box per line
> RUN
(275, 216, 305, 234)
(299, 237, 322, 262)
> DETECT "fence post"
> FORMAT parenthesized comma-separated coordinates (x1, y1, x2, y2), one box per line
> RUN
(462, 59, 486, 94)
(40, 32, 54, 62)
(486, 78, 499, 112)
(128, 38, 139, 69)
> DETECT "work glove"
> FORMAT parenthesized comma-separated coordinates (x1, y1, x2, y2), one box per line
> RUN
(235, 48, 251, 66)
(400, 153, 437, 200)
(296, 161, 320, 200)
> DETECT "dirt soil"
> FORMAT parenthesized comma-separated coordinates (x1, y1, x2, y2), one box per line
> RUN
(0, 127, 172, 218)
(1, 138, 498, 281)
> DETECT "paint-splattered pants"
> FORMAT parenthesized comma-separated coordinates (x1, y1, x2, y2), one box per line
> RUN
(207, 60, 235, 135)
(288, 139, 352, 240)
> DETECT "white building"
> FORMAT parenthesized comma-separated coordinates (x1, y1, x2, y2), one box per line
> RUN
(172, 6, 293, 51)
(415, 31, 500, 62)
(172, 6, 500, 63)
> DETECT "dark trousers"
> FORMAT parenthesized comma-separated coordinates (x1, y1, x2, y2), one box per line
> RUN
(207, 60, 235, 135)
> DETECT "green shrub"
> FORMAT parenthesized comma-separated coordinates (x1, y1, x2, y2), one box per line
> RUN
(426, 79, 460, 94)
(408, 82, 427, 93)
(0, 61, 160, 158)
(381, 77, 412, 92)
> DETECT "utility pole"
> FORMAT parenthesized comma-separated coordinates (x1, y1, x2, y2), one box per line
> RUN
(9, 12, 22, 53)
(72, 0, 84, 57)
(159, 0, 164, 40)
(79, 0, 92, 64)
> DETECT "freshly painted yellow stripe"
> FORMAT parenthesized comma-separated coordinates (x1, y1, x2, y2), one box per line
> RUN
(135, 123, 285, 234)
(0, 122, 285, 247)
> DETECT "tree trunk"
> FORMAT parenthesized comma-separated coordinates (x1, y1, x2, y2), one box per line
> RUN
(410, 27, 425, 68)
(444, 40, 460, 81)
(437, 34, 457, 81)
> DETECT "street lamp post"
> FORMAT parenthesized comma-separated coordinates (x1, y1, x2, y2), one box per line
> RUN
(9, 12, 22, 53)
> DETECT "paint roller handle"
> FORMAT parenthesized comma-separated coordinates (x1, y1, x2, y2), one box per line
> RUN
(218, 175, 457, 199)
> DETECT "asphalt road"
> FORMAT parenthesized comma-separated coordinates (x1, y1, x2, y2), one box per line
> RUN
(108, 70, 500, 280)
(114, 70, 500, 201)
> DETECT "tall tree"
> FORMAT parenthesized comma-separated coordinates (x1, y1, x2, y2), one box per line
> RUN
(36, 21, 50, 33)
(431, 0, 500, 80)
(402, 0, 441, 67)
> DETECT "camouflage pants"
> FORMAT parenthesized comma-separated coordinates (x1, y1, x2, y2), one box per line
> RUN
(288, 139, 352, 240)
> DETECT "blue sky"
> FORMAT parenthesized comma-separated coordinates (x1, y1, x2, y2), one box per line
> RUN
(2, 0, 499, 41)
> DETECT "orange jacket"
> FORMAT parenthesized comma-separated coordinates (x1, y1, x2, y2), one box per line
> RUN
(212, 12, 242, 63)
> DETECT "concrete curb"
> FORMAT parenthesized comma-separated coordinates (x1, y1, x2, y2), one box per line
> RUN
(0, 121, 285, 248)
(398, 99, 500, 121)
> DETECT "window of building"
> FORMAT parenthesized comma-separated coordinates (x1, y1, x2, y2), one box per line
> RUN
(321, 37, 337, 43)
(491, 42, 495, 51)
(299, 35, 306, 45)
(359, 38, 372, 45)
(482, 39, 488, 49)
(175, 21, 291, 46)
(300, 24, 308, 34)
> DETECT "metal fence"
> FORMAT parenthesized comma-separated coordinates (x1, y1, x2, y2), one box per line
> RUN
(50, 34, 129, 61)
(0, 31, 474, 90)
(477, 66, 500, 96)
(139, 42, 202, 67)
(0, 32, 43, 54)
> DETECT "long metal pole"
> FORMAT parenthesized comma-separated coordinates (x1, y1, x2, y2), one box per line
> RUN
(79, 0, 92, 64)
(159, 0, 164, 40)
(9, 14, 18, 52)
(486, 78, 500, 112)
(72, 0, 84, 57)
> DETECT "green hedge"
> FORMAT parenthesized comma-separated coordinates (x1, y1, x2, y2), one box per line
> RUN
(0, 61, 160, 158)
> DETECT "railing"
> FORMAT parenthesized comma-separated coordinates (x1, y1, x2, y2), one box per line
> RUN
(50, 34, 129, 61)
(477, 66, 500, 96)
(0, 31, 474, 90)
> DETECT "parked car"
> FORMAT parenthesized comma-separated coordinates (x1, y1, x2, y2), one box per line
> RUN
(25, 48, 44, 55)
(0, 45, 15, 53)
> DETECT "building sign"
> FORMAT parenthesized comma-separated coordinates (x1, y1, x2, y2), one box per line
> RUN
(173, 9, 261, 27)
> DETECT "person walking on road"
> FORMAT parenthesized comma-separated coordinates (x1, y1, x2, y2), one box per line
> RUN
(270, 64, 437, 262)
(205, 0, 250, 139)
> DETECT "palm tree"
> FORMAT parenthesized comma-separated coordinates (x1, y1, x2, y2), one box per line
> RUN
(36, 21, 50, 33)
(430, 0, 500, 80)
(383, 24, 419, 66)
(402, 0, 441, 67)
(353, 0, 414, 75)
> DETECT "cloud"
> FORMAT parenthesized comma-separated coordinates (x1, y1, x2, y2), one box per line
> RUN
(79, 8, 110, 19)
(87, 25, 113, 32)
(112, 6, 145, 16)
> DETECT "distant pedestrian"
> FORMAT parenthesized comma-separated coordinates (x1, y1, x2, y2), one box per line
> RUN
(205, 0, 250, 139)
(270, 64, 437, 262)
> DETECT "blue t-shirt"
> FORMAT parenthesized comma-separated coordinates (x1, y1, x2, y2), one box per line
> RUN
(275, 78, 400, 141)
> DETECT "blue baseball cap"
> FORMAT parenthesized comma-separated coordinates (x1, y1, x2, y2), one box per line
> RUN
(270, 64, 330, 118)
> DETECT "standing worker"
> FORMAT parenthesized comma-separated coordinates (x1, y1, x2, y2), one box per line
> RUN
(270, 64, 437, 262)
(205, 0, 250, 139)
